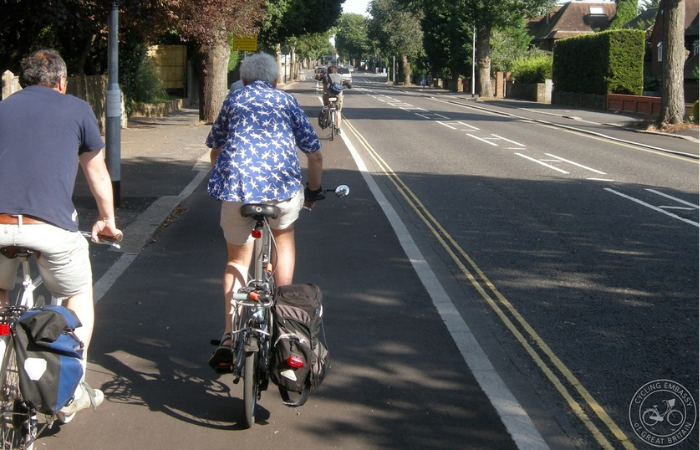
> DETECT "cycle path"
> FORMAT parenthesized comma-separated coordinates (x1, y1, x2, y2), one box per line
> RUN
(49, 83, 539, 449)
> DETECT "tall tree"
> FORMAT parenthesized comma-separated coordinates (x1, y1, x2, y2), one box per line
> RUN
(658, 0, 686, 126)
(173, 0, 265, 123)
(335, 14, 371, 66)
(369, 0, 424, 85)
(421, 0, 473, 87)
(610, 0, 640, 29)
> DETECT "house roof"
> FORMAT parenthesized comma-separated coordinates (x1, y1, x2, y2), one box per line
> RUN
(529, 1, 617, 42)
(622, 7, 658, 31)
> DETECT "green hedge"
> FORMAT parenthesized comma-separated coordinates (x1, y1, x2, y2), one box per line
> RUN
(552, 29, 644, 95)
(512, 55, 552, 84)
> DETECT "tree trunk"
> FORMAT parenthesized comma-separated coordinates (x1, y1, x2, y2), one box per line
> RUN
(202, 41, 230, 124)
(658, 0, 686, 126)
(401, 54, 411, 85)
(276, 44, 283, 85)
(290, 45, 297, 80)
(476, 25, 492, 97)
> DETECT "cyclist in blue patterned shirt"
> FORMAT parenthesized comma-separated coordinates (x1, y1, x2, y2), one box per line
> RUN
(206, 52, 324, 370)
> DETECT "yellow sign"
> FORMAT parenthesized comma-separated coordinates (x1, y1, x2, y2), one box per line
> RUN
(233, 36, 257, 52)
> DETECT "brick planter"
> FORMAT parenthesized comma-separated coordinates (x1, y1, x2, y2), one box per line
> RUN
(606, 94, 661, 117)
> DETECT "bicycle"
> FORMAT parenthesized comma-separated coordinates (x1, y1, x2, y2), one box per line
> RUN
(322, 98, 339, 141)
(213, 185, 349, 428)
(0, 232, 121, 450)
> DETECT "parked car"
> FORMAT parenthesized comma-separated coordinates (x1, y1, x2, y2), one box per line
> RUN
(314, 67, 327, 81)
(337, 67, 352, 88)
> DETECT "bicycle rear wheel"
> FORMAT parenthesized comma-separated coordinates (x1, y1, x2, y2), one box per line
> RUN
(243, 351, 259, 428)
(0, 341, 34, 450)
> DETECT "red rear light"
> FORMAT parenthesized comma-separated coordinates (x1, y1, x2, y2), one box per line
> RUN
(251, 229, 262, 239)
(0, 324, 10, 336)
(286, 355, 304, 369)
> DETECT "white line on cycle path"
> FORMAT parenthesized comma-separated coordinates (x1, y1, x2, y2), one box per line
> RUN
(93, 151, 212, 304)
(339, 130, 549, 450)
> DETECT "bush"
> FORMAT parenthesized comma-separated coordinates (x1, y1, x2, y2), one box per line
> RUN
(692, 101, 699, 124)
(511, 55, 552, 84)
(132, 57, 167, 103)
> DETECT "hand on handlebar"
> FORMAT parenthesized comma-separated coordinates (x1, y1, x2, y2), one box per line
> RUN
(304, 183, 326, 210)
(90, 218, 123, 244)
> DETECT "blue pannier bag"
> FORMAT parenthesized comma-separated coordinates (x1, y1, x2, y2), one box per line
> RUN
(13, 305, 84, 415)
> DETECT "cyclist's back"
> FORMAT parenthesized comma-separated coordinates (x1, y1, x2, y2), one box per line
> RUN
(322, 65, 344, 133)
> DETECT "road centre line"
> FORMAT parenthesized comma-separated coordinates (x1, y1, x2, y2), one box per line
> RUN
(493, 135, 526, 147)
(515, 153, 570, 174)
(342, 119, 632, 450)
(467, 134, 499, 146)
(645, 188, 699, 209)
(545, 154, 606, 174)
(605, 188, 699, 227)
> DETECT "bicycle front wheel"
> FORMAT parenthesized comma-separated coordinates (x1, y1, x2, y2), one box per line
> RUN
(0, 341, 34, 450)
(243, 351, 259, 428)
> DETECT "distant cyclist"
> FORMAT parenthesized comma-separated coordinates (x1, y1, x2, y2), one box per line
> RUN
(0, 49, 122, 414)
(322, 65, 344, 134)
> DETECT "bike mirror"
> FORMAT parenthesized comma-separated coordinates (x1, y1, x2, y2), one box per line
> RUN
(335, 185, 350, 198)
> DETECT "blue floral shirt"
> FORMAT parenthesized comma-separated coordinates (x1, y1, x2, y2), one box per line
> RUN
(206, 80, 321, 203)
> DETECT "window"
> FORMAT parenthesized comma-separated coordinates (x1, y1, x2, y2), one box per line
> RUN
(589, 6, 605, 15)
(694, 40, 699, 56)
(657, 42, 663, 62)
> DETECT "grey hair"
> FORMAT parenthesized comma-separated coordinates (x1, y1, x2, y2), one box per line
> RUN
(240, 53, 278, 85)
(20, 49, 67, 88)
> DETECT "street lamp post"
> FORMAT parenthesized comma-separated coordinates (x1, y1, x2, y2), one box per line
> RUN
(106, 1, 121, 207)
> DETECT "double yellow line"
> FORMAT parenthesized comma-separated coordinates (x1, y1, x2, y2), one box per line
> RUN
(344, 119, 636, 450)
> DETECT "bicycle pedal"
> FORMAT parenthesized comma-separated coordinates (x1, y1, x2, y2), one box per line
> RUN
(233, 377, 241, 385)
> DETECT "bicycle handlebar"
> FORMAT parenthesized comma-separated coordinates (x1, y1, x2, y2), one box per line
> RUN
(80, 231, 123, 249)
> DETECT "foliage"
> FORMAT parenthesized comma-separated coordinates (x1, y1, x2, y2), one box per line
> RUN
(131, 57, 167, 103)
(511, 54, 552, 83)
(692, 101, 699, 124)
(369, 0, 424, 82)
(609, 0, 639, 30)
(335, 14, 371, 64)
(553, 29, 644, 95)
(490, 19, 536, 73)
(420, 0, 473, 78)
(258, 0, 343, 50)
(295, 33, 335, 61)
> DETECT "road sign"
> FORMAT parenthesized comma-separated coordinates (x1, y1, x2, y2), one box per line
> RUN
(233, 36, 257, 52)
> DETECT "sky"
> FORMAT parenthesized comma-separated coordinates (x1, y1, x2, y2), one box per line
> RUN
(342, 0, 371, 16)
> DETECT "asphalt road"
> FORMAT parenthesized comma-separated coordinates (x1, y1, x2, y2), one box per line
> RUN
(338, 73, 699, 449)
(21, 72, 698, 450)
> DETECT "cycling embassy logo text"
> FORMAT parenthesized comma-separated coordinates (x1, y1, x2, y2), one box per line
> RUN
(629, 379, 697, 447)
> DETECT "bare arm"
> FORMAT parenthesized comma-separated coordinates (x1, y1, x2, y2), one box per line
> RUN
(303, 150, 323, 209)
(210, 147, 221, 168)
(79, 149, 121, 241)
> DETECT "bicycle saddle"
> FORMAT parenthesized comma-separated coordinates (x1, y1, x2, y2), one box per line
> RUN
(0, 246, 33, 259)
(240, 204, 280, 220)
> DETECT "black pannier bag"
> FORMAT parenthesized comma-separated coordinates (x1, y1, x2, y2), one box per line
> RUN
(12, 305, 84, 415)
(270, 284, 329, 407)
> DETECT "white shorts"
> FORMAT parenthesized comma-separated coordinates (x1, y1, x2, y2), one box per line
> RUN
(220, 188, 305, 246)
(0, 223, 92, 299)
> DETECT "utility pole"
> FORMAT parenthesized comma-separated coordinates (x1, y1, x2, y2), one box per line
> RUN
(106, 1, 121, 207)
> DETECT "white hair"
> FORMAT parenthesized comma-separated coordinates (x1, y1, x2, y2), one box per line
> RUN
(240, 53, 278, 84)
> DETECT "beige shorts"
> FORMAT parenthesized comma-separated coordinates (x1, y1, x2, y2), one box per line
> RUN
(323, 92, 343, 111)
(220, 188, 304, 246)
(0, 223, 92, 300)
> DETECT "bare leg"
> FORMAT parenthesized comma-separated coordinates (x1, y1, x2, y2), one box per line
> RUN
(64, 288, 95, 352)
(223, 241, 254, 335)
(271, 225, 295, 287)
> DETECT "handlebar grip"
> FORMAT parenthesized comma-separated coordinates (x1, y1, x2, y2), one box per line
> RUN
(232, 292, 249, 301)
(97, 233, 123, 243)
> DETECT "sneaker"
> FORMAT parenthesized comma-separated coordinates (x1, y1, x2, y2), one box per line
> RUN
(337, 129, 342, 135)
(60, 382, 104, 414)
